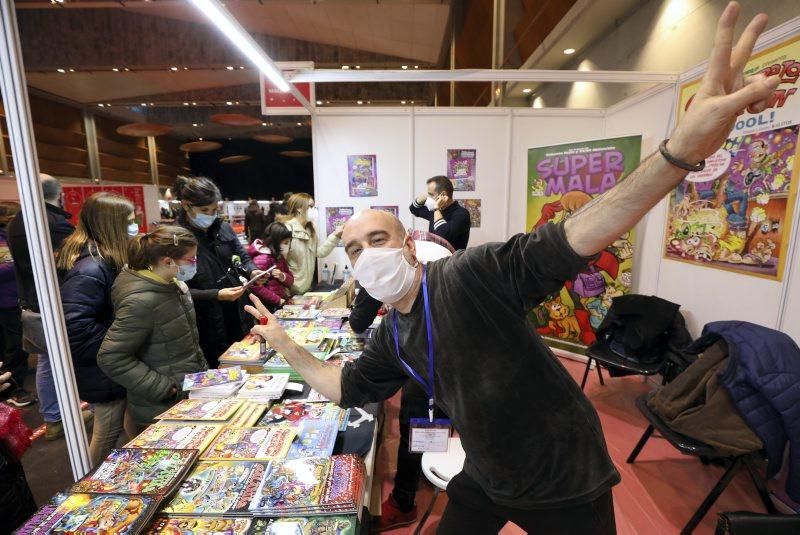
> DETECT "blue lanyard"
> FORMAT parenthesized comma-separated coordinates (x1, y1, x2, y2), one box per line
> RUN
(392, 265, 436, 422)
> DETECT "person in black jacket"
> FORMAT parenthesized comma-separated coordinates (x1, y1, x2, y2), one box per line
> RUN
(7, 174, 93, 440)
(244, 199, 266, 243)
(58, 192, 139, 466)
(409, 175, 471, 251)
(174, 176, 260, 367)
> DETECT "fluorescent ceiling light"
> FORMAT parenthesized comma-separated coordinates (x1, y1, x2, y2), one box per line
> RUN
(56, 68, 65, 73)
(522, 88, 532, 94)
(316, 100, 322, 105)
(563, 48, 576, 55)
(188, 0, 290, 92)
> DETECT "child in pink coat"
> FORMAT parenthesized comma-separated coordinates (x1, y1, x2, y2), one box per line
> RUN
(247, 222, 295, 309)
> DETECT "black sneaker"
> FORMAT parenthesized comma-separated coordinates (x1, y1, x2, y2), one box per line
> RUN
(6, 388, 37, 408)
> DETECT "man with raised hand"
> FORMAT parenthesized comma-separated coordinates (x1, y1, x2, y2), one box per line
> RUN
(246, 4, 778, 532)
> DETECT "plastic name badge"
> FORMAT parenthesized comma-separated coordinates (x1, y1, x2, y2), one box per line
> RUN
(409, 418, 451, 453)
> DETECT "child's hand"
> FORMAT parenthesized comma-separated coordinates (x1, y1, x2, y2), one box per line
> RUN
(271, 269, 286, 282)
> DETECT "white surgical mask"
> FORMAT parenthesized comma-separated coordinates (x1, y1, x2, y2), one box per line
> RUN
(352, 246, 417, 304)
(424, 196, 438, 211)
(279, 243, 290, 256)
(306, 207, 319, 221)
(190, 211, 217, 229)
(127, 223, 139, 238)
(175, 262, 197, 282)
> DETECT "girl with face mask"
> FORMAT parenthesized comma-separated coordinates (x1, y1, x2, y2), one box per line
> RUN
(276, 193, 342, 294)
(57, 192, 137, 465)
(173, 176, 260, 368)
(246, 222, 295, 310)
(97, 226, 208, 431)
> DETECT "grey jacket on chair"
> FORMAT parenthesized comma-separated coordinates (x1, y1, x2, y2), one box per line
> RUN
(97, 268, 208, 425)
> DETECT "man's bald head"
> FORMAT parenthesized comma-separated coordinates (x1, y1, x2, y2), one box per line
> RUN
(342, 209, 412, 263)
(40, 173, 61, 205)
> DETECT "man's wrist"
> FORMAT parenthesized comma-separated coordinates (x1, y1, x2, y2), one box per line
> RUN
(664, 137, 704, 168)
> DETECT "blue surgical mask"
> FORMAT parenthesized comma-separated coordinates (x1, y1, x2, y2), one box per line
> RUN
(127, 223, 139, 238)
(190, 211, 217, 229)
(176, 262, 197, 282)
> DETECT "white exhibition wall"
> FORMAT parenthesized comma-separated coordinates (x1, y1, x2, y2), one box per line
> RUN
(312, 86, 799, 342)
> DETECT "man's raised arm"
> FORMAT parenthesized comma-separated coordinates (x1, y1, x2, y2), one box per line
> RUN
(565, 3, 780, 257)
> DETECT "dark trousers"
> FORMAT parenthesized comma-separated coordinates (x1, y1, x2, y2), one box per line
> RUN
(438, 471, 616, 534)
(0, 307, 27, 387)
(393, 382, 447, 510)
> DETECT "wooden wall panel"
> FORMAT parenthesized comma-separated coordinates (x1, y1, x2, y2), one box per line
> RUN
(94, 114, 152, 184)
(154, 135, 190, 187)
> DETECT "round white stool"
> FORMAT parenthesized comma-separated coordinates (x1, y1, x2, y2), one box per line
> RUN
(415, 437, 465, 535)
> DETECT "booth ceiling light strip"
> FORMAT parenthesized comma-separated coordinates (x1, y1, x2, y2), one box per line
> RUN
(288, 69, 678, 84)
(189, 0, 288, 91)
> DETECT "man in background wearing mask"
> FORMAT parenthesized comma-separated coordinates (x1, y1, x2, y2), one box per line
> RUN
(409, 175, 471, 250)
(247, 6, 776, 531)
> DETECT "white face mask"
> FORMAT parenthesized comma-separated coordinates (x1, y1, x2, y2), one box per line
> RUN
(279, 243, 290, 256)
(306, 207, 319, 221)
(424, 196, 438, 211)
(352, 246, 417, 304)
(127, 222, 139, 238)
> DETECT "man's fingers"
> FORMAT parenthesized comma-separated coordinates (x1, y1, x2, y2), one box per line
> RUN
(730, 13, 768, 74)
(248, 293, 274, 319)
(719, 74, 780, 114)
(244, 304, 261, 320)
(705, 1, 740, 89)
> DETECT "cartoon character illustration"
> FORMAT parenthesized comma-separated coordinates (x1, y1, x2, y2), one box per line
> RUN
(611, 232, 633, 260)
(542, 297, 581, 340)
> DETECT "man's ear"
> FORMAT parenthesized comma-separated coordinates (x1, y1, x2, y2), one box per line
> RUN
(404, 235, 419, 266)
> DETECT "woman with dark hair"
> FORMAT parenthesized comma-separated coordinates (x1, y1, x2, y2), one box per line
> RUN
(98, 226, 207, 429)
(246, 222, 294, 310)
(173, 176, 260, 367)
(58, 192, 138, 465)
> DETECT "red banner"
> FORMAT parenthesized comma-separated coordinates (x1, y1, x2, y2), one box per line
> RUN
(62, 185, 148, 233)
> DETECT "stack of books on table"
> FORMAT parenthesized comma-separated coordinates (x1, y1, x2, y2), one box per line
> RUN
(219, 337, 270, 371)
(236, 373, 290, 402)
(182, 367, 248, 399)
(146, 516, 357, 534)
(274, 305, 320, 321)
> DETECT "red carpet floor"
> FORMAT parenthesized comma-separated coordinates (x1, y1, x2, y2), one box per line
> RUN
(372, 357, 772, 534)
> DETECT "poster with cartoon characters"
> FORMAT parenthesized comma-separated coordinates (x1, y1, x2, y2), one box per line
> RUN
(347, 154, 378, 197)
(665, 35, 800, 280)
(526, 135, 641, 353)
(457, 199, 481, 227)
(447, 149, 477, 191)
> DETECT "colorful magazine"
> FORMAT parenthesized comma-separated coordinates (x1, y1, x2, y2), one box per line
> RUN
(124, 423, 223, 453)
(16, 493, 158, 534)
(146, 517, 263, 534)
(286, 420, 338, 459)
(319, 308, 351, 319)
(258, 401, 349, 431)
(274, 308, 319, 321)
(201, 426, 297, 461)
(182, 367, 243, 391)
(314, 317, 345, 331)
(228, 401, 270, 427)
(219, 339, 267, 364)
(155, 399, 243, 422)
(263, 516, 357, 534)
(237, 373, 290, 400)
(162, 461, 268, 516)
(71, 448, 197, 496)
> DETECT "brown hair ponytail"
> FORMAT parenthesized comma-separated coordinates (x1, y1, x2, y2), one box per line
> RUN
(127, 226, 197, 270)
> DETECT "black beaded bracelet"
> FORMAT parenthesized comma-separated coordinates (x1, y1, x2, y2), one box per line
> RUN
(659, 139, 705, 172)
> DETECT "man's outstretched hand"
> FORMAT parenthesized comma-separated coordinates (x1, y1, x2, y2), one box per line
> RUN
(669, 2, 779, 165)
(245, 294, 290, 350)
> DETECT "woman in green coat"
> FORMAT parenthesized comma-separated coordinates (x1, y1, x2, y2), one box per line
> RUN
(98, 226, 208, 428)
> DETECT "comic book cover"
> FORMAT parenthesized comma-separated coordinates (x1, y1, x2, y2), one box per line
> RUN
(155, 399, 243, 422)
(258, 401, 348, 430)
(237, 374, 290, 400)
(319, 455, 364, 510)
(336, 338, 365, 353)
(145, 517, 255, 534)
(182, 367, 243, 391)
(347, 154, 378, 197)
(299, 389, 330, 403)
(202, 426, 297, 461)
(447, 149, 477, 191)
(262, 517, 356, 535)
(274, 308, 319, 321)
(325, 207, 354, 240)
(456, 199, 481, 228)
(219, 340, 266, 364)
(162, 461, 268, 516)
(286, 420, 338, 459)
(17, 494, 158, 534)
(124, 423, 223, 453)
(319, 308, 351, 319)
(526, 135, 642, 354)
(248, 457, 329, 514)
(71, 449, 198, 496)
(325, 353, 360, 368)
(314, 317, 345, 331)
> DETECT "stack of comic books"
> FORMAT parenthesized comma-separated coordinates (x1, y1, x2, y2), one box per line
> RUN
(285, 420, 338, 459)
(263, 353, 303, 382)
(219, 338, 270, 369)
(257, 401, 350, 432)
(145, 515, 357, 535)
(285, 326, 329, 350)
(248, 455, 365, 517)
(184, 367, 249, 399)
(236, 373, 290, 401)
(16, 449, 198, 534)
(155, 398, 243, 422)
(125, 423, 223, 454)
(274, 306, 320, 321)
(201, 426, 297, 461)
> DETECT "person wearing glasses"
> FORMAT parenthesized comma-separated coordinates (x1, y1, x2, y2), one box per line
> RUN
(98, 226, 208, 431)
(174, 176, 261, 368)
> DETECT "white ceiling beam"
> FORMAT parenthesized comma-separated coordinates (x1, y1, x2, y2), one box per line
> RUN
(288, 68, 678, 84)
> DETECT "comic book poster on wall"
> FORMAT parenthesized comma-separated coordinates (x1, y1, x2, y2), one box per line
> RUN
(526, 135, 642, 353)
(447, 149, 477, 191)
(665, 35, 800, 280)
(347, 155, 377, 197)
(62, 185, 148, 233)
(456, 199, 481, 227)
(326, 207, 354, 246)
